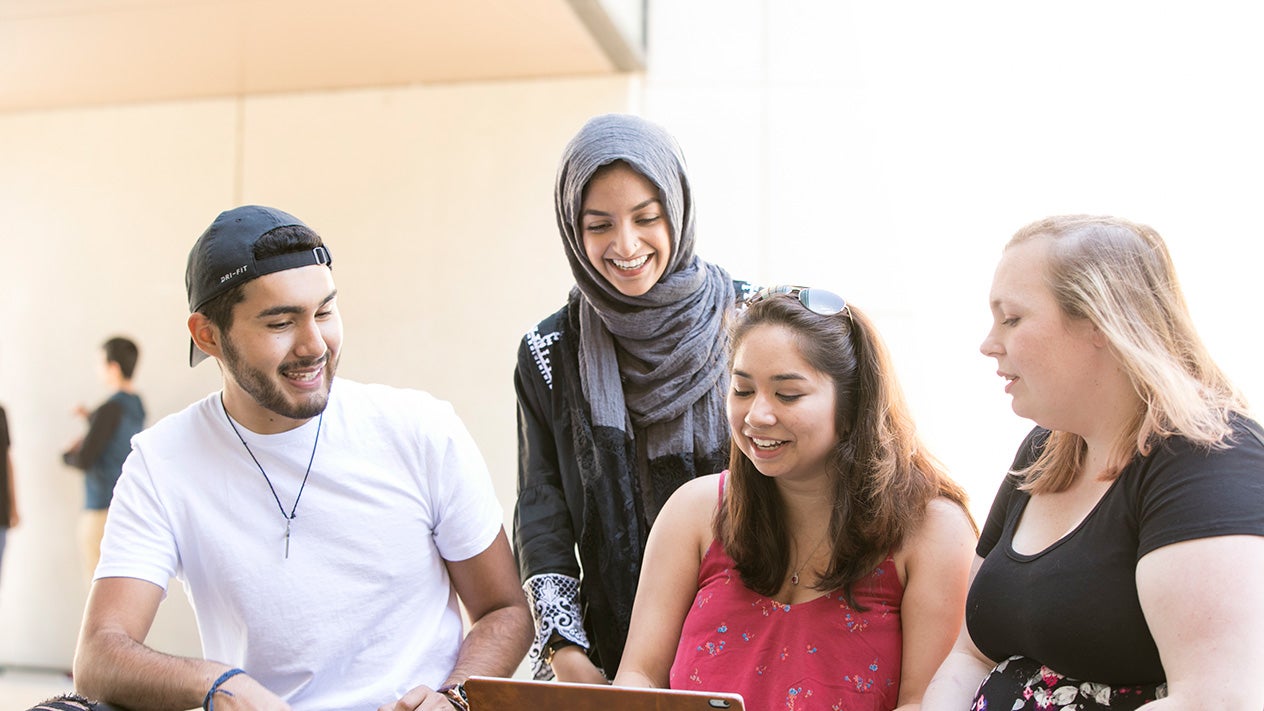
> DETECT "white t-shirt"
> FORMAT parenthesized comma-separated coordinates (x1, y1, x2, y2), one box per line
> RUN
(98, 378, 503, 710)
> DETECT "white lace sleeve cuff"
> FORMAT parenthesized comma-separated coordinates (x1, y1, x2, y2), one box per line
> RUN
(524, 573, 590, 680)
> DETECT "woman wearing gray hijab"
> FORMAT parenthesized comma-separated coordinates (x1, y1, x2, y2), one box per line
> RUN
(514, 114, 752, 682)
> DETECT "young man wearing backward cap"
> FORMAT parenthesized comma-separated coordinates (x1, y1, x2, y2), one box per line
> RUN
(63, 205, 530, 711)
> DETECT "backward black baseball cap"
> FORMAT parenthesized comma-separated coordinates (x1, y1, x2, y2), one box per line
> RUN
(185, 205, 333, 366)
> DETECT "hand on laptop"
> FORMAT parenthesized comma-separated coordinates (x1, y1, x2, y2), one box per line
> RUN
(551, 646, 610, 685)
(376, 684, 455, 711)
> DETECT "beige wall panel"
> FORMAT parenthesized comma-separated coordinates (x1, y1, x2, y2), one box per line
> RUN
(0, 99, 236, 668)
(0, 75, 634, 671)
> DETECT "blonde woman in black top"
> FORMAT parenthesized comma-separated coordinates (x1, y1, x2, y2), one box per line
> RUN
(921, 216, 1264, 710)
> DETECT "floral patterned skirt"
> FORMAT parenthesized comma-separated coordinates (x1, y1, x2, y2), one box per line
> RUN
(973, 655, 1166, 710)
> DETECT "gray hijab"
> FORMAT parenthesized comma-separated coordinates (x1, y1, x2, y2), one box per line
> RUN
(556, 113, 734, 461)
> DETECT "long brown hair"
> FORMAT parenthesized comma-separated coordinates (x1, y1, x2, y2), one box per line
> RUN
(716, 295, 972, 607)
(1007, 216, 1246, 493)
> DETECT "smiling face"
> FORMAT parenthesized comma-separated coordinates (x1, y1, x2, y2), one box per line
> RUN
(213, 265, 342, 433)
(980, 236, 1107, 432)
(727, 323, 838, 483)
(580, 162, 673, 297)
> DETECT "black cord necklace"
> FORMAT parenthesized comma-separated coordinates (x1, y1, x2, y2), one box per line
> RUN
(220, 394, 323, 559)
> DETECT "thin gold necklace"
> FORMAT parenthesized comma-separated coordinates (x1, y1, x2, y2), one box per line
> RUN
(221, 395, 323, 559)
(790, 529, 830, 586)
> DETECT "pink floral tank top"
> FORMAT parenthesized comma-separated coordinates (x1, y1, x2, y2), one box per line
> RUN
(669, 476, 904, 710)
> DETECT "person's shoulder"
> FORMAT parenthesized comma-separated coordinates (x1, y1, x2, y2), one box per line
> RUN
(660, 472, 726, 524)
(331, 380, 482, 457)
(1228, 413, 1264, 451)
(1129, 413, 1264, 497)
(920, 496, 977, 537)
(657, 473, 723, 540)
(334, 378, 452, 417)
(671, 472, 724, 506)
(1011, 425, 1050, 468)
(342, 380, 479, 441)
(131, 392, 220, 446)
(516, 304, 572, 388)
(107, 390, 143, 411)
(899, 495, 977, 573)
(1147, 412, 1264, 464)
(523, 303, 570, 341)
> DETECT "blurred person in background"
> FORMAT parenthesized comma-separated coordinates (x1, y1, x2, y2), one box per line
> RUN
(63, 336, 145, 581)
(0, 403, 18, 587)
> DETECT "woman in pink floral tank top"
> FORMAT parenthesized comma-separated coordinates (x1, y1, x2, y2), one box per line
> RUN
(614, 287, 977, 710)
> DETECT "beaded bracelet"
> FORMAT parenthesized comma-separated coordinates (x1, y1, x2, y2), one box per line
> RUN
(437, 682, 469, 710)
(202, 668, 245, 711)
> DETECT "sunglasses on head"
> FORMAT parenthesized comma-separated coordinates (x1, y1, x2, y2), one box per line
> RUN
(745, 285, 850, 318)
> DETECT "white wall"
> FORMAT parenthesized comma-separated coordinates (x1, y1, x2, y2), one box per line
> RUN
(643, 0, 1264, 525)
(3, 0, 1262, 676)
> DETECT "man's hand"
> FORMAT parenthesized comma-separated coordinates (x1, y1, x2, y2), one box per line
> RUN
(204, 673, 292, 711)
(376, 684, 456, 711)
(551, 645, 608, 685)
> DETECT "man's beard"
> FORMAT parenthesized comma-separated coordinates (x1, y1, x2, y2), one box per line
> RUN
(220, 334, 337, 421)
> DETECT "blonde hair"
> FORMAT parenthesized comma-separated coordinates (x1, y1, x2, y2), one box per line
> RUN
(1009, 215, 1246, 493)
